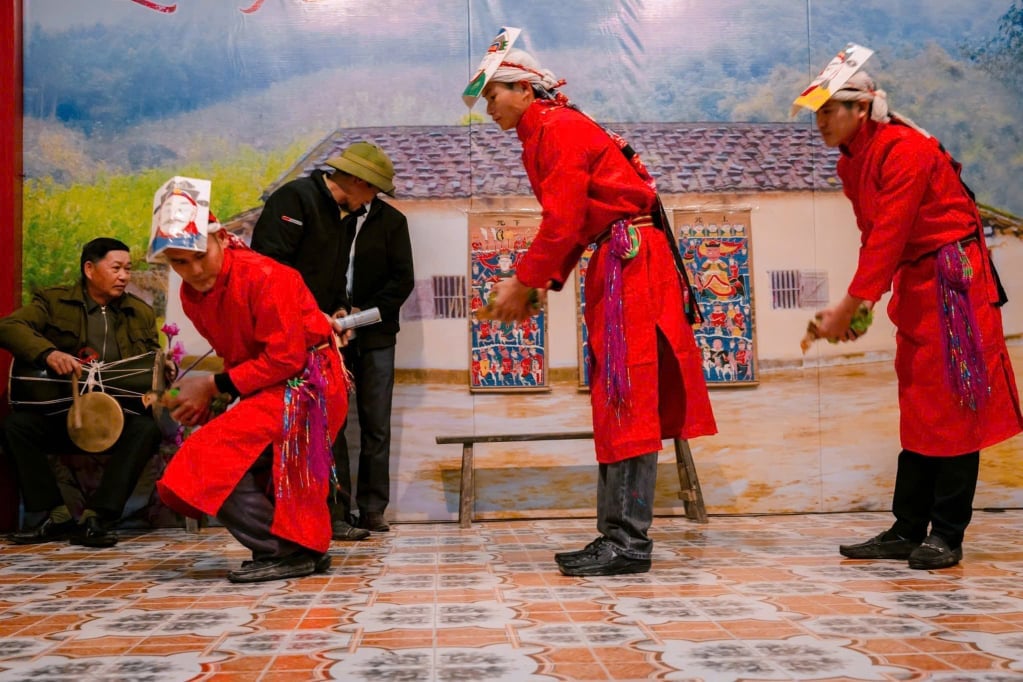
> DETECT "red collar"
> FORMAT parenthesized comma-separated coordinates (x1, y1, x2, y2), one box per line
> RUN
(840, 118, 879, 158)
(515, 100, 562, 144)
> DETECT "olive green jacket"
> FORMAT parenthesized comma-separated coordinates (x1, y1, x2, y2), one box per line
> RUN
(0, 282, 159, 367)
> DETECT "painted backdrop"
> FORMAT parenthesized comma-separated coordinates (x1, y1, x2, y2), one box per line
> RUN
(16, 0, 1023, 522)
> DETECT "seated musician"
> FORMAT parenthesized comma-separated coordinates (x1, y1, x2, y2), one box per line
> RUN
(153, 209, 348, 583)
(0, 238, 163, 548)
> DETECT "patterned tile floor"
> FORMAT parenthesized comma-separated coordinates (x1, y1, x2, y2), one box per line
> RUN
(2, 511, 1023, 681)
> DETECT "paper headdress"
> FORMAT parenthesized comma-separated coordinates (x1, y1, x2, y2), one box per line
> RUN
(791, 43, 874, 116)
(462, 26, 522, 108)
(146, 176, 212, 263)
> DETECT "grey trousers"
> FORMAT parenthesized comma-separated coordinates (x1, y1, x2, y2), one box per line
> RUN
(596, 451, 658, 559)
(216, 446, 304, 561)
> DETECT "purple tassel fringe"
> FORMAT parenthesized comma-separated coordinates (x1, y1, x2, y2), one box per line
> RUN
(936, 242, 988, 411)
(277, 350, 333, 503)
(604, 219, 632, 413)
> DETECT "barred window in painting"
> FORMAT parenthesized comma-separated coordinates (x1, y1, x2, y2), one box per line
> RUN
(769, 270, 828, 309)
(770, 270, 799, 309)
(433, 275, 467, 319)
(798, 270, 829, 309)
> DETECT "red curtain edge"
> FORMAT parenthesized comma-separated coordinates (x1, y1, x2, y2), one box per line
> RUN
(0, 0, 24, 530)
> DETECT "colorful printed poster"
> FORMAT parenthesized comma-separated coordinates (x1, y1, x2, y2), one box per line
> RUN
(675, 210, 758, 386)
(468, 212, 548, 392)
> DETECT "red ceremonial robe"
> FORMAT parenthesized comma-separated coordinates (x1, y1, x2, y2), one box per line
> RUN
(513, 100, 717, 463)
(157, 248, 347, 552)
(839, 119, 1022, 456)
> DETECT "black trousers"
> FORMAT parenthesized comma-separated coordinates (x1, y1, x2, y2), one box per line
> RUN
(331, 344, 395, 519)
(3, 410, 160, 521)
(890, 449, 980, 548)
(216, 445, 305, 561)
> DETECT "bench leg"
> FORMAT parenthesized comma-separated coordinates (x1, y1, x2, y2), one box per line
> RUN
(185, 516, 201, 534)
(458, 443, 474, 528)
(673, 438, 708, 524)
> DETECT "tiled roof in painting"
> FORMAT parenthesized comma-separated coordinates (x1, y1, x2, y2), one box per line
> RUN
(264, 122, 843, 200)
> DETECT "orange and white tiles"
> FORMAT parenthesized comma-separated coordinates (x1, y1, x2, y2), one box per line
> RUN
(3, 511, 1023, 680)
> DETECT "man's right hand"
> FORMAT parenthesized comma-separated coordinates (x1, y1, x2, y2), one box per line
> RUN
(45, 350, 82, 377)
(331, 308, 356, 347)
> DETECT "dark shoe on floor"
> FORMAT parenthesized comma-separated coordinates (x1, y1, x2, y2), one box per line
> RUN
(332, 519, 370, 541)
(555, 537, 608, 566)
(314, 552, 332, 574)
(243, 553, 331, 573)
(8, 517, 77, 545)
(908, 534, 963, 570)
(558, 541, 651, 577)
(228, 554, 317, 583)
(839, 530, 919, 560)
(69, 517, 119, 548)
(359, 512, 390, 532)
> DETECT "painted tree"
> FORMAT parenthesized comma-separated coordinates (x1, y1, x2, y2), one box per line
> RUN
(963, 1, 1023, 93)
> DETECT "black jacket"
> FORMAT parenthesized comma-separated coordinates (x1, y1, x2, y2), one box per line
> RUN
(251, 171, 347, 314)
(345, 196, 414, 350)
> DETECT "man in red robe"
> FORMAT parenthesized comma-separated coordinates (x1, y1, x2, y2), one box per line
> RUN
(154, 218, 348, 583)
(467, 38, 717, 576)
(805, 65, 1022, 569)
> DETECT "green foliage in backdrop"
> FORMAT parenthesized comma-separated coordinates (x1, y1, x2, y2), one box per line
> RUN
(21, 141, 309, 303)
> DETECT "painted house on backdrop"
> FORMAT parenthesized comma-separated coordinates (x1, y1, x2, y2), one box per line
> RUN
(217, 123, 1023, 383)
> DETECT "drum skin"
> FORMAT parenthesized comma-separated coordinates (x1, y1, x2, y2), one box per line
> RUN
(67, 391, 124, 452)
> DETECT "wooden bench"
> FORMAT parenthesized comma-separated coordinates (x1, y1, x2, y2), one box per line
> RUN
(435, 431, 707, 528)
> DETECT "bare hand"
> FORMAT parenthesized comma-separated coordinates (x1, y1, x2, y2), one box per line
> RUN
(490, 276, 534, 324)
(46, 350, 81, 377)
(814, 295, 865, 342)
(331, 309, 354, 347)
(166, 374, 217, 426)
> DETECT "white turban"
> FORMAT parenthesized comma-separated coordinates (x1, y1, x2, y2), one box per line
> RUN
(830, 71, 929, 137)
(489, 48, 564, 92)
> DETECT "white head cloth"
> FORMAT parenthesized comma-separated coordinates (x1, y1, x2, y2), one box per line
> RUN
(830, 71, 929, 137)
(489, 48, 564, 91)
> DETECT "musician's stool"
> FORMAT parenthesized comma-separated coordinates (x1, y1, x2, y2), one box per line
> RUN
(435, 431, 707, 528)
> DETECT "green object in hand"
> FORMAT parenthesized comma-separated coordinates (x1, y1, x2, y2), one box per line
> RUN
(825, 304, 873, 344)
(849, 304, 874, 335)
(800, 303, 874, 353)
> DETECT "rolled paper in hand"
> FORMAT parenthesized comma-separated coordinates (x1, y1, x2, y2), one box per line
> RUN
(475, 287, 540, 321)
(331, 307, 382, 332)
(800, 303, 873, 353)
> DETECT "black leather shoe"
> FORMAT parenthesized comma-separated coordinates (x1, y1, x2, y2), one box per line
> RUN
(8, 517, 77, 545)
(839, 530, 919, 560)
(332, 519, 370, 541)
(555, 537, 608, 566)
(359, 512, 390, 532)
(908, 534, 963, 570)
(558, 541, 651, 577)
(228, 554, 317, 583)
(314, 552, 332, 574)
(243, 553, 331, 573)
(69, 517, 119, 548)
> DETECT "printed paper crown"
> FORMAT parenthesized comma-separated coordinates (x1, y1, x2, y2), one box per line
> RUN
(462, 26, 522, 108)
(791, 43, 874, 116)
(146, 176, 212, 263)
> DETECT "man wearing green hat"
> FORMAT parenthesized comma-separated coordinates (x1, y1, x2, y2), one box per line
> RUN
(326, 141, 414, 534)
(251, 144, 367, 540)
